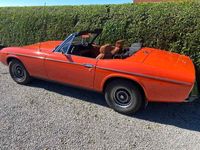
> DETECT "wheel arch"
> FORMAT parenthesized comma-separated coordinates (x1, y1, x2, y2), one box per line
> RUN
(6, 56, 22, 65)
(7, 56, 31, 84)
(102, 76, 147, 104)
(6, 56, 31, 76)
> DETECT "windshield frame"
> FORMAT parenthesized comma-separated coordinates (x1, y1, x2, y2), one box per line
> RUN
(54, 33, 76, 54)
(54, 29, 102, 54)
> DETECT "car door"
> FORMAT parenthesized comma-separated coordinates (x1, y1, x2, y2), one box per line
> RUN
(45, 52, 98, 90)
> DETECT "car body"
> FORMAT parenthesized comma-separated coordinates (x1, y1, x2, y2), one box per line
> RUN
(0, 29, 199, 114)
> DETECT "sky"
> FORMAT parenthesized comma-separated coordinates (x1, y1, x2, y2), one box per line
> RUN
(0, 0, 132, 7)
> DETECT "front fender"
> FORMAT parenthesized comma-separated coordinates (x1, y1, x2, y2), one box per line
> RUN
(0, 47, 21, 65)
(6, 54, 21, 65)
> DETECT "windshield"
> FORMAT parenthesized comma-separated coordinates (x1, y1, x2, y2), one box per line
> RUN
(54, 29, 102, 54)
(72, 33, 97, 45)
(54, 34, 75, 53)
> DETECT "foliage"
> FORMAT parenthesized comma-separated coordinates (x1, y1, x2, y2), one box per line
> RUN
(0, 2, 200, 65)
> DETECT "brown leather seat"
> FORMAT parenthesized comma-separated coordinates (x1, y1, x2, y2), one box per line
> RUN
(96, 44, 113, 59)
(96, 40, 124, 59)
(111, 40, 124, 55)
(91, 44, 101, 58)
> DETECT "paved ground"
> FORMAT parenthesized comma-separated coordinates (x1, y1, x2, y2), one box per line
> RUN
(1, 63, 200, 150)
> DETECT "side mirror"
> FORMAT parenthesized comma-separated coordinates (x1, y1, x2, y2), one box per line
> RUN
(64, 53, 71, 60)
(61, 48, 69, 57)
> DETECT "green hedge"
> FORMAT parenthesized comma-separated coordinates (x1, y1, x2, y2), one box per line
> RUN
(0, 2, 200, 65)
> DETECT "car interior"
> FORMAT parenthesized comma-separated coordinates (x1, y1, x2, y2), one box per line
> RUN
(60, 29, 142, 60)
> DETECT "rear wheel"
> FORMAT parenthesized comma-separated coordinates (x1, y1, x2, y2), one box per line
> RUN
(105, 80, 143, 115)
(9, 59, 31, 85)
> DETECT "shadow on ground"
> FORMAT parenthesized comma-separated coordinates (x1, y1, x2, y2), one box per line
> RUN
(31, 79, 200, 132)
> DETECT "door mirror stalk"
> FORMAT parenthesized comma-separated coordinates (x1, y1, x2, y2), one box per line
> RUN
(64, 53, 72, 60)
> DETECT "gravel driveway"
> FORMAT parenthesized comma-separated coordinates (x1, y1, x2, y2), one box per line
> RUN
(1, 63, 200, 150)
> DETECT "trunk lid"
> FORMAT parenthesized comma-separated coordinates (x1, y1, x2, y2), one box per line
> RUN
(141, 48, 195, 84)
(143, 48, 194, 74)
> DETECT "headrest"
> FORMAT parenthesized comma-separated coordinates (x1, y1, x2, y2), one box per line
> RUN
(115, 40, 124, 49)
(100, 44, 113, 54)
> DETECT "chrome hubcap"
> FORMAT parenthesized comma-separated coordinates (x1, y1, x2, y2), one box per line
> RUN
(14, 65, 24, 78)
(12, 64, 25, 81)
(114, 89, 131, 107)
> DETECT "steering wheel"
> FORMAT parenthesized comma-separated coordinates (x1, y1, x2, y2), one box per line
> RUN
(82, 42, 89, 47)
(69, 45, 76, 54)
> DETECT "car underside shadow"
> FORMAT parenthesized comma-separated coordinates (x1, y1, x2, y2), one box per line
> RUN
(30, 78, 200, 132)
(134, 100, 200, 132)
(30, 78, 107, 107)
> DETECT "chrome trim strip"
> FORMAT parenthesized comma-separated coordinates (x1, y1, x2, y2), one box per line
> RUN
(9, 53, 45, 60)
(8, 52, 191, 85)
(45, 57, 87, 67)
(9, 53, 92, 67)
(96, 66, 192, 86)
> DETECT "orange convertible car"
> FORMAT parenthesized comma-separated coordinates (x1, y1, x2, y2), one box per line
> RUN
(0, 29, 199, 114)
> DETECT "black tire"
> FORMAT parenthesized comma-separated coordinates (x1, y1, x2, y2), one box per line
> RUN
(105, 80, 143, 115)
(9, 59, 31, 85)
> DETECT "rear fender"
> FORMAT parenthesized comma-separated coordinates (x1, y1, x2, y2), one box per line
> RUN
(101, 73, 148, 98)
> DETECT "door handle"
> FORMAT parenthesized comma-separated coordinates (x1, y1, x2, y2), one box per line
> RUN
(83, 64, 94, 68)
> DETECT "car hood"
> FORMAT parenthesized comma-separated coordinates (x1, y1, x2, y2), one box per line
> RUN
(22, 41, 63, 53)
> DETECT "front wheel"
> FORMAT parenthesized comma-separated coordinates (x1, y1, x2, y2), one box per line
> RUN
(105, 80, 143, 115)
(9, 59, 31, 85)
